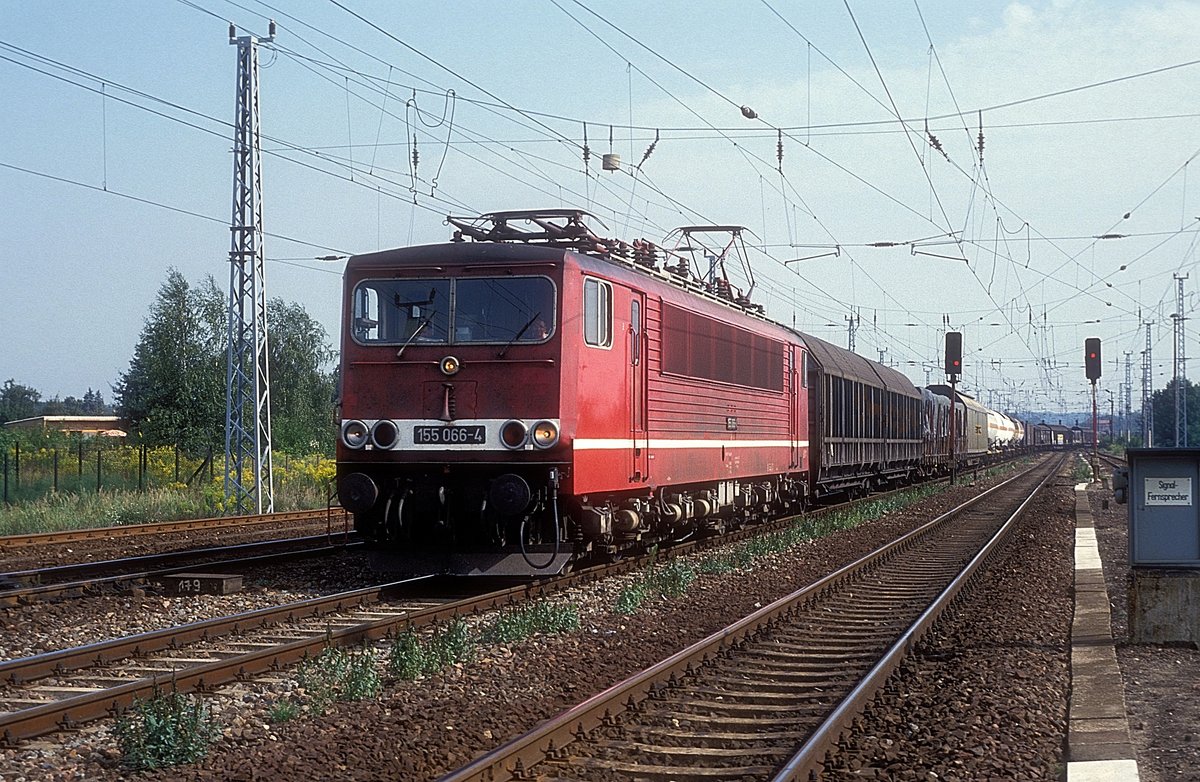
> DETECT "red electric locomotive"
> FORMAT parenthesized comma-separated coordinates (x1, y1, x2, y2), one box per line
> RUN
(335, 210, 1035, 575)
(336, 211, 809, 574)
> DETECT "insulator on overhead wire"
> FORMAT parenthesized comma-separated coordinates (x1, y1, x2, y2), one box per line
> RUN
(638, 130, 659, 169)
(977, 111, 985, 163)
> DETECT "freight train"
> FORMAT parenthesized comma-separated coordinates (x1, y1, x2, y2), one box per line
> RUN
(335, 210, 1036, 574)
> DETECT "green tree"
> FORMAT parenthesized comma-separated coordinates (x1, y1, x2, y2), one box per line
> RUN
(113, 270, 225, 451)
(268, 299, 337, 454)
(113, 269, 336, 455)
(0, 379, 42, 423)
(1150, 377, 1200, 447)
(42, 395, 85, 415)
(81, 388, 108, 414)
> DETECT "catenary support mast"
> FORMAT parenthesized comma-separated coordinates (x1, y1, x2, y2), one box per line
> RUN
(224, 21, 275, 514)
(1142, 321, 1154, 447)
(1174, 273, 1189, 447)
(1123, 351, 1133, 443)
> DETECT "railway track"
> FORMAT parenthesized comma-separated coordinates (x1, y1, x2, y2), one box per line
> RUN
(0, 574, 543, 746)
(0, 507, 349, 553)
(440, 452, 1065, 782)
(0, 479, 927, 746)
(0, 459, 1025, 749)
(0, 533, 360, 605)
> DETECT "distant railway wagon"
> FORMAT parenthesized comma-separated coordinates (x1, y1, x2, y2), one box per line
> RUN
(1026, 422, 1053, 449)
(926, 385, 990, 468)
(1048, 424, 1072, 448)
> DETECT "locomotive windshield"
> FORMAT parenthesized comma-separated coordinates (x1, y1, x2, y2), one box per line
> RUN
(351, 276, 555, 345)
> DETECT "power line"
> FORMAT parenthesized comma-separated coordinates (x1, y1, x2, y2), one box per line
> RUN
(0, 159, 350, 255)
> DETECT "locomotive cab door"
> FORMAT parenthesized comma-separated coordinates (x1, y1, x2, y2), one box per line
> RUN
(629, 292, 650, 482)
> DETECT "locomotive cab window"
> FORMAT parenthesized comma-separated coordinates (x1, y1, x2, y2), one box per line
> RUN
(454, 276, 555, 344)
(353, 279, 450, 344)
(350, 276, 555, 346)
(583, 277, 612, 348)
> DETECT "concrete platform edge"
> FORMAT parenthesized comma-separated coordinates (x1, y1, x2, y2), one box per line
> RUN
(1067, 484, 1140, 782)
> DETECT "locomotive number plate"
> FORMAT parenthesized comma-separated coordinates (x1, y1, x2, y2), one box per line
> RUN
(413, 425, 486, 445)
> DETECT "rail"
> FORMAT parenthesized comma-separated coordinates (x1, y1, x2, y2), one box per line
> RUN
(437, 453, 1063, 781)
(0, 458, 1027, 748)
(0, 507, 349, 552)
(0, 536, 360, 605)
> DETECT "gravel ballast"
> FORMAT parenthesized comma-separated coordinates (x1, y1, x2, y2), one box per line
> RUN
(0, 458, 1170, 781)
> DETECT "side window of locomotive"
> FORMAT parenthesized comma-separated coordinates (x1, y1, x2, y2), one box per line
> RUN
(583, 277, 612, 348)
(353, 286, 380, 341)
(351, 279, 449, 344)
(630, 299, 641, 365)
(454, 276, 555, 343)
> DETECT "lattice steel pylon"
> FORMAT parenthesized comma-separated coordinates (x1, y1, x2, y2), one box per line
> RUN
(224, 22, 275, 514)
(1123, 351, 1133, 442)
(1174, 273, 1189, 447)
(1142, 321, 1154, 447)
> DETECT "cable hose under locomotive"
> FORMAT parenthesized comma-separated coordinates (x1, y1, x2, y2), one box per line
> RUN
(519, 472, 561, 570)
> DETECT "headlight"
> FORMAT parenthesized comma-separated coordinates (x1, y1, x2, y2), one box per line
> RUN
(531, 420, 559, 449)
(500, 419, 528, 450)
(342, 420, 369, 449)
(440, 355, 461, 376)
(371, 419, 398, 449)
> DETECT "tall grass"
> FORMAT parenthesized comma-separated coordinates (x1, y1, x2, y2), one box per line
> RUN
(0, 450, 336, 535)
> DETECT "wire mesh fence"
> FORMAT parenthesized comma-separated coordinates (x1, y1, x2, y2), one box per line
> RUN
(1, 441, 216, 505)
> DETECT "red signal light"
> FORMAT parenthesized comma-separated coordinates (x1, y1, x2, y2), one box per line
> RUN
(1085, 338, 1102, 380)
(945, 332, 963, 376)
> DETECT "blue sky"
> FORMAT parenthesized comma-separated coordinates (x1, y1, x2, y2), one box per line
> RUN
(2, 0, 1199, 419)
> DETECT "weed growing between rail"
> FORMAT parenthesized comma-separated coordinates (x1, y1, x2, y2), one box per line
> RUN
(388, 618, 476, 681)
(389, 601, 582, 681)
(1071, 456, 1094, 484)
(295, 645, 381, 715)
(267, 699, 301, 724)
(114, 688, 219, 770)
(479, 601, 582, 644)
(615, 559, 698, 614)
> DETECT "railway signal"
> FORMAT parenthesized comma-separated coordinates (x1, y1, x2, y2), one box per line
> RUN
(1085, 338, 1102, 381)
(944, 331, 963, 484)
(1085, 337, 1101, 453)
(944, 331, 963, 377)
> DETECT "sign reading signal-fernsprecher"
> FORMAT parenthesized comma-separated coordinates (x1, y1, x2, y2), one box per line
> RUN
(1145, 477, 1193, 506)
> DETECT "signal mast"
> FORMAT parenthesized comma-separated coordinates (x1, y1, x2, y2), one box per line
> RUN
(945, 331, 962, 483)
(1085, 338, 1102, 460)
